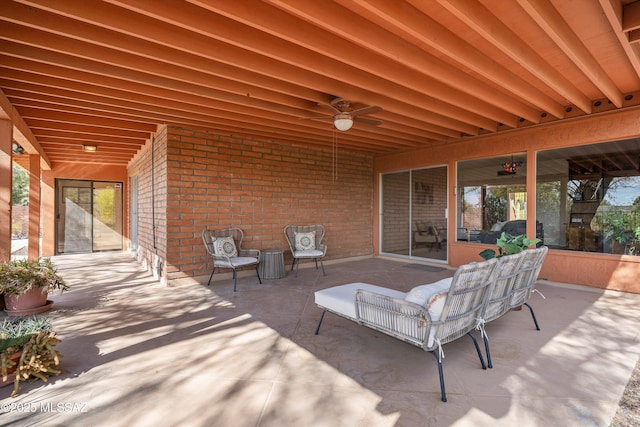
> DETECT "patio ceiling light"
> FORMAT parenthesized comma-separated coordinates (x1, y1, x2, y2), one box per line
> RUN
(333, 113, 353, 131)
(12, 142, 25, 155)
(83, 145, 98, 152)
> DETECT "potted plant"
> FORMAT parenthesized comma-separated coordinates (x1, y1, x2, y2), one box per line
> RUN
(0, 258, 68, 316)
(479, 232, 541, 260)
(0, 316, 62, 397)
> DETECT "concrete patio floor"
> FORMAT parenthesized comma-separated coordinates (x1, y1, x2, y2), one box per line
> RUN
(1, 252, 639, 426)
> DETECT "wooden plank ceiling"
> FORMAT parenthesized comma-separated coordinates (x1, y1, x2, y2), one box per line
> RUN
(3, 0, 640, 166)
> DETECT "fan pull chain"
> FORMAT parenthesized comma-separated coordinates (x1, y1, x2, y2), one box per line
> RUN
(332, 129, 338, 182)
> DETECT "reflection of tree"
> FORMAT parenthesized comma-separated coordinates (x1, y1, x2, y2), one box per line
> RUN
(485, 193, 507, 228)
(536, 181, 561, 222)
(12, 164, 29, 206)
(604, 177, 640, 205)
(94, 188, 115, 226)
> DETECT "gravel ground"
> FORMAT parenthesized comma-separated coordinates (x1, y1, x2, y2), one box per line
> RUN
(611, 357, 640, 427)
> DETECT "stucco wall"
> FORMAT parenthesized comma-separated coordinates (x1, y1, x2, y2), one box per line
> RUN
(129, 125, 374, 285)
(40, 162, 129, 257)
(373, 108, 640, 293)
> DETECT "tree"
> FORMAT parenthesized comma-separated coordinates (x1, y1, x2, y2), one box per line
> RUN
(12, 164, 29, 206)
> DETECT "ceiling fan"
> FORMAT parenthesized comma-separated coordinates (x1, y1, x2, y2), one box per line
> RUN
(302, 98, 383, 131)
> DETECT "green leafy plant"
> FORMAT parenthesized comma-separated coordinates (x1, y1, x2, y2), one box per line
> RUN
(0, 316, 52, 352)
(479, 232, 541, 260)
(0, 316, 62, 397)
(599, 211, 637, 245)
(0, 258, 68, 296)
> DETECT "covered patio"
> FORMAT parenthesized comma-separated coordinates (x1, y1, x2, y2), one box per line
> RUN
(1, 253, 638, 426)
(2, 1, 640, 291)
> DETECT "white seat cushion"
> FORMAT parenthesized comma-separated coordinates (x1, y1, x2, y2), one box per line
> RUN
(216, 256, 258, 268)
(294, 249, 324, 258)
(405, 278, 452, 308)
(315, 282, 407, 320)
(404, 278, 454, 348)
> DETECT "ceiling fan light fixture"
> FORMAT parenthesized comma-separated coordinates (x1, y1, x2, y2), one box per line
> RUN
(333, 113, 353, 131)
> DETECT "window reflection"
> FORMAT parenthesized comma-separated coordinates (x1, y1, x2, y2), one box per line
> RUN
(457, 154, 541, 244)
(538, 139, 640, 255)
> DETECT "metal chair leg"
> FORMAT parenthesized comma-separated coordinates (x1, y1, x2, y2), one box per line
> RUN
(482, 333, 493, 369)
(319, 259, 326, 276)
(232, 270, 237, 292)
(314, 310, 327, 335)
(294, 259, 300, 277)
(466, 332, 487, 370)
(207, 268, 216, 286)
(430, 351, 447, 402)
(524, 302, 540, 330)
(255, 266, 262, 284)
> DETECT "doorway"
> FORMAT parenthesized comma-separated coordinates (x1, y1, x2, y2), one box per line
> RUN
(56, 179, 123, 254)
(380, 166, 448, 261)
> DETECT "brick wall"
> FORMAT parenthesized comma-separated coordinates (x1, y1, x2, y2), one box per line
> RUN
(129, 125, 374, 284)
(128, 128, 168, 277)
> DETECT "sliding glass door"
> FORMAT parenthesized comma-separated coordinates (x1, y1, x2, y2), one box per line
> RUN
(381, 166, 448, 261)
(56, 179, 123, 254)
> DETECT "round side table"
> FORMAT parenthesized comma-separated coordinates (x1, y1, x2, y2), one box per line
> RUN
(259, 249, 286, 279)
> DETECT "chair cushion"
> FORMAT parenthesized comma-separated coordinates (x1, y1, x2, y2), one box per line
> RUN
(294, 231, 316, 251)
(315, 283, 407, 320)
(403, 277, 453, 348)
(216, 256, 258, 268)
(405, 278, 452, 321)
(214, 236, 238, 258)
(293, 249, 323, 258)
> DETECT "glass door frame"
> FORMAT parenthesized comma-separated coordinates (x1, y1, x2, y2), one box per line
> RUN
(379, 165, 449, 262)
(55, 179, 124, 254)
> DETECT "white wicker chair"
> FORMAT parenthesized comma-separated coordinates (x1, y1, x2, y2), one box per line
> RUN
(283, 224, 327, 277)
(314, 257, 500, 402)
(480, 246, 548, 368)
(202, 228, 261, 292)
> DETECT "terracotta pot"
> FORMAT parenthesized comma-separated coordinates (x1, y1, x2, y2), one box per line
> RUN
(4, 287, 48, 311)
(0, 351, 22, 388)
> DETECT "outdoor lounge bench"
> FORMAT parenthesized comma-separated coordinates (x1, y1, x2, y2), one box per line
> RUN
(313, 247, 549, 402)
(314, 257, 500, 402)
(480, 246, 548, 367)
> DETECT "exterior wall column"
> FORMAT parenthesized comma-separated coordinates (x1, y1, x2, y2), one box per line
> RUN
(28, 153, 41, 259)
(0, 120, 12, 261)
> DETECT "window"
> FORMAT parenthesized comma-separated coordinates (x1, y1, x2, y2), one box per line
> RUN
(537, 139, 640, 254)
(456, 154, 541, 244)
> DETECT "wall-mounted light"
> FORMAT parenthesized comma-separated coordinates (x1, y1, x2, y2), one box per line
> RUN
(83, 145, 98, 152)
(11, 142, 25, 155)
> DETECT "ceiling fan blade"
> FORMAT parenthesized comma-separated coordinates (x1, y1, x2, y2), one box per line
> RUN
(316, 102, 341, 114)
(351, 105, 382, 117)
(354, 116, 382, 126)
(300, 115, 334, 121)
